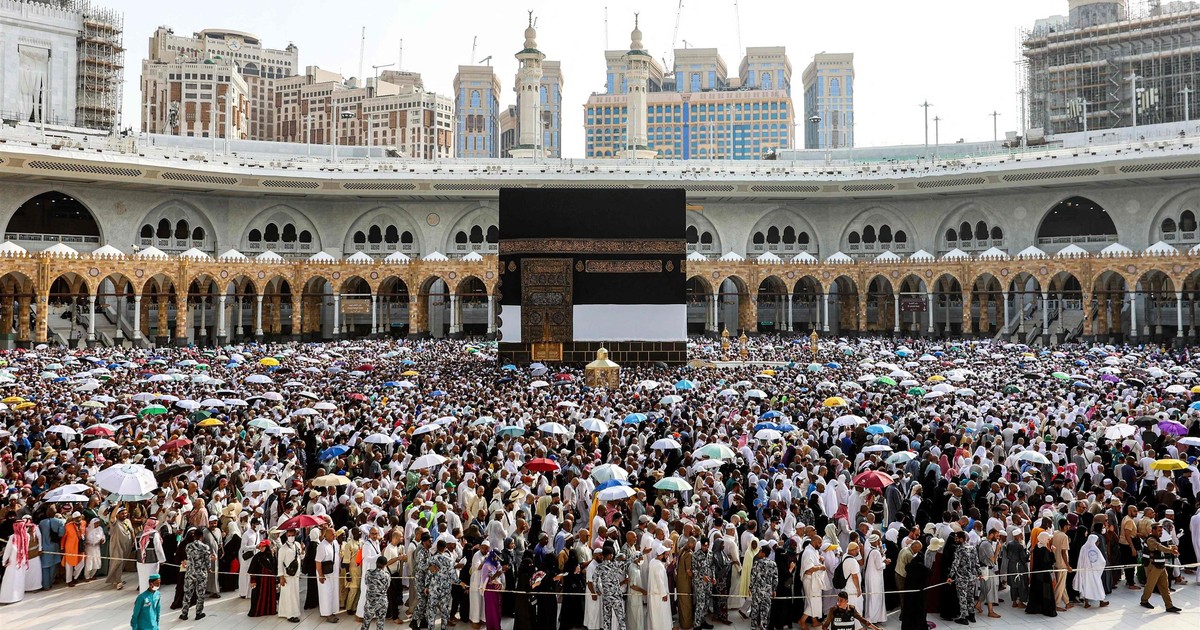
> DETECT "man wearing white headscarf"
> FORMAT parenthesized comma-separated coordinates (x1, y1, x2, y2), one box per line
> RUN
(862, 533, 886, 624)
(646, 543, 672, 630)
(1072, 534, 1108, 608)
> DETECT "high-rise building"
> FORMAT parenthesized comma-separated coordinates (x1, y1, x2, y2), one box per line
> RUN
(533, 60, 564, 157)
(141, 26, 298, 140)
(454, 65, 501, 158)
(499, 104, 518, 157)
(584, 38, 793, 160)
(0, 0, 124, 131)
(802, 52, 854, 149)
(1021, 0, 1200, 135)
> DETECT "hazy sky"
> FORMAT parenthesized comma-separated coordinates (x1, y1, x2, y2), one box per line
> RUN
(113, 0, 1069, 157)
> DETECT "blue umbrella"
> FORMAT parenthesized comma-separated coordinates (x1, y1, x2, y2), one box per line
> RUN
(933, 351, 945, 357)
(383, 381, 401, 387)
(754, 422, 780, 432)
(895, 350, 910, 357)
(1189, 401, 1200, 411)
(319, 445, 350, 460)
(825, 362, 842, 369)
(1074, 359, 1089, 366)
(496, 377, 514, 384)
(623, 413, 648, 424)
(430, 390, 446, 397)
(778, 423, 797, 432)
(1072, 381, 1091, 388)
(400, 359, 417, 366)
(865, 424, 894, 435)
(595, 478, 629, 491)
(501, 364, 518, 371)
(760, 410, 783, 419)
(674, 380, 695, 390)
(52, 377, 67, 383)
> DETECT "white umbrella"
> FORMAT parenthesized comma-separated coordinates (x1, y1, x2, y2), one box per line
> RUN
(223, 398, 249, 407)
(412, 423, 442, 435)
(692, 458, 724, 471)
(95, 464, 158, 496)
(1015, 450, 1051, 465)
(131, 392, 156, 402)
(659, 395, 683, 406)
(199, 398, 225, 407)
(45, 425, 79, 437)
(651, 437, 682, 450)
(555, 401, 579, 408)
(538, 422, 571, 436)
(1103, 424, 1137, 440)
(44, 483, 91, 499)
(754, 429, 784, 441)
(265, 426, 296, 436)
(579, 418, 609, 433)
(530, 380, 550, 389)
(637, 380, 660, 390)
(862, 444, 892, 453)
(243, 479, 282, 493)
(409, 453, 448, 470)
(314, 402, 337, 411)
(596, 485, 637, 501)
(45, 493, 90, 503)
(175, 400, 201, 410)
(923, 391, 946, 400)
(590, 463, 629, 483)
(262, 392, 284, 402)
(886, 451, 916, 464)
(832, 415, 866, 428)
(91, 395, 117, 403)
(246, 374, 274, 384)
(292, 407, 320, 416)
(1165, 384, 1188, 394)
(83, 438, 119, 449)
(73, 382, 101, 392)
(362, 433, 396, 445)
(744, 389, 768, 399)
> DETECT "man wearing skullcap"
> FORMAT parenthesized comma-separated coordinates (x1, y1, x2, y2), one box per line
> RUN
(130, 573, 161, 630)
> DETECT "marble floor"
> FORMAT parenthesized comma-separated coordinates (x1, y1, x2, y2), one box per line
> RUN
(2, 574, 1198, 630)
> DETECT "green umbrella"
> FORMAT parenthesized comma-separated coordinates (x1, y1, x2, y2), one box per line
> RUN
(138, 404, 168, 416)
(906, 386, 926, 396)
(1003, 384, 1023, 394)
(496, 425, 525, 438)
(190, 410, 213, 422)
(693, 443, 736, 460)
(653, 476, 694, 492)
(1051, 372, 1070, 380)
(875, 376, 897, 386)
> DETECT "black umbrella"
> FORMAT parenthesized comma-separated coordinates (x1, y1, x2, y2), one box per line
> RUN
(1125, 378, 1146, 388)
(1022, 373, 1041, 380)
(1132, 415, 1158, 427)
(154, 463, 191, 482)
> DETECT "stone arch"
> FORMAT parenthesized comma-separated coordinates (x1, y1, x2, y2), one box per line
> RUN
(839, 204, 916, 256)
(1035, 196, 1117, 249)
(828, 275, 861, 335)
(745, 208, 819, 256)
(968, 272, 1004, 336)
(241, 204, 323, 254)
(686, 275, 714, 335)
(415, 275, 452, 338)
(342, 206, 424, 255)
(931, 273, 965, 336)
(5, 190, 104, 246)
(1147, 187, 1200, 247)
(791, 275, 823, 333)
(0, 271, 36, 345)
(1090, 270, 1128, 342)
(136, 199, 217, 252)
(685, 211, 722, 255)
(378, 276, 411, 337)
(864, 274, 895, 333)
(444, 205, 500, 255)
(755, 275, 789, 333)
(936, 201, 1006, 253)
(713, 274, 753, 334)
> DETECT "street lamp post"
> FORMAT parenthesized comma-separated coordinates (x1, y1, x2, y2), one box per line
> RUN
(333, 109, 354, 163)
(1181, 86, 1193, 124)
(933, 116, 941, 161)
(1127, 72, 1142, 129)
(919, 100, 933, 158)
(809, 115, 824, 164)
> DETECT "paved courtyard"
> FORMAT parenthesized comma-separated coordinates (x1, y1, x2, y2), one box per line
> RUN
(2, 575, 1197, 630)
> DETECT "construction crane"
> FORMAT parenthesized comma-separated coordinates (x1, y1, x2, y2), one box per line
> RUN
(733, 0, 743, 60)
(469, 36, 476, 65)
(664, 0, 684, 77)
(478, 55, 492, 66)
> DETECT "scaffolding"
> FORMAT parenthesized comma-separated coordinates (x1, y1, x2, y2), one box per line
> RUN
(74, 0, 124, 131)
(1018, 0, 1200, 136)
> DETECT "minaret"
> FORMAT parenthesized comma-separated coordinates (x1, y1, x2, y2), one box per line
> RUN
(510, 12, 547, 158)
(623, 14, 656, 159)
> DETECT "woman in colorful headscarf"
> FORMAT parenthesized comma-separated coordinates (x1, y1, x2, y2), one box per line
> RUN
(136, 517, 166, 593)
(481, 549, 506, 630)
(0, 517, 31, 602)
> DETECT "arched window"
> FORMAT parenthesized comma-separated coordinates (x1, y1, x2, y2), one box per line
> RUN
(753, 231, 765, 245)
(797, 232, 809, 245)
(945, 229, 958, 242)
(384, 225, 399, 243)
(848, 231, 861, 244)
(470, 90, 481, 109)
(174, 220, 189, 239)
(700, 231, 713, 244)
(761, 72, 772, 90)
(353, 231, 366, 244)
(895, 230, 907, 243)
(140, 225, 154, 239)
(455, 231, 468, 244)
(156, 218, 171, 239)
(766, 226, 780, 244)
(830, 78, 841, 97)
(299, 230, 313, 243)
(862, 225, 876, 243)
(248, 229, 262, 242)
(282, 223, 297, 242)
(879, 225, 893, 243)
(469, 225, 484, 244)
(264, 223, 279, 242)
(990, 226, 1003, 240)
(782, 226, 796, 244)
(368, 225, 383, 243)
(1181, 210, 1197, 232)
(1162, 218, 1177, 233)
(486, 225, 498, 243)
(975, 221, 988, 241)
(959, 222, 972, 241)
(192, 227, 205, 241)
(686, 226, 699, 244)
(401, 231, 414, 244)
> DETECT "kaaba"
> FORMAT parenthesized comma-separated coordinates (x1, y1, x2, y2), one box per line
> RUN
(497, 188, 687, 364)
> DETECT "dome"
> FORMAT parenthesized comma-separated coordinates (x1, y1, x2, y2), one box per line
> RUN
(524, 13, 537, 50)
(630, 15, 643, 51)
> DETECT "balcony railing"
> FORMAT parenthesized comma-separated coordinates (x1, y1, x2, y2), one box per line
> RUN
(846, 242, 914, 253)
(747, 243, 814, 255)
(944, 238, 1004, 251)
(452, 244, 498, 254)
(137, 237, 211, 251)
(5, 232, 101, 245)
(244, 241, 317, 254)
(1035, 235, 1116, 246)
(1161, 231, 1198, 243)
(354, 242, 418, 255)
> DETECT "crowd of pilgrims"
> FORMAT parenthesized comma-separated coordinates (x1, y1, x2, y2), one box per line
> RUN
(0, 334, 1197, 630)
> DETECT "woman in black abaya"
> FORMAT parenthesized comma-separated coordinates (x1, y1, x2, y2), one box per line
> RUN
(1025, 532, 1057, 617)
(900, 550, 931, 630)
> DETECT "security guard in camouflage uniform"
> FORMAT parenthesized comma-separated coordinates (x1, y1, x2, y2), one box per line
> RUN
(179, 528, 215, 622)
(361, 556, 391, 630)
(596, 546, 629, 630)
(748, 543, 777, 630)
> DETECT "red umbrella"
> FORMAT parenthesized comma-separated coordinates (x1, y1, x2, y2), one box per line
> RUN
(160, 438, 192, 451)
(347, 393, 367, 402)
(356, 364, 375, 372)
(277, 514, 330, 531)
(82, 426, 114, 436)
(852, 470, 894, 491)
(524, 458, 560, 473)
(554, 373, 573, 382)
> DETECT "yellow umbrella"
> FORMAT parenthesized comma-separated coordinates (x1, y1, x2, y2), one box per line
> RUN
(401, 370, 419, 377)
(1190, 385, 1200, 394)
(1150, 458, 1188, 471)
(2, 396, 25, 404)
(822, 396, 848, 408)
(761, 369, 777, 376)
(259, 357, 280, 367)
(14, 401, 35, 410)
(81, 400, 105, 408)
(1021, 352, 1035, 357)
(927, 375, 945, 382)
(196, 418, 225, 427)
(311, 474, 351, 488)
